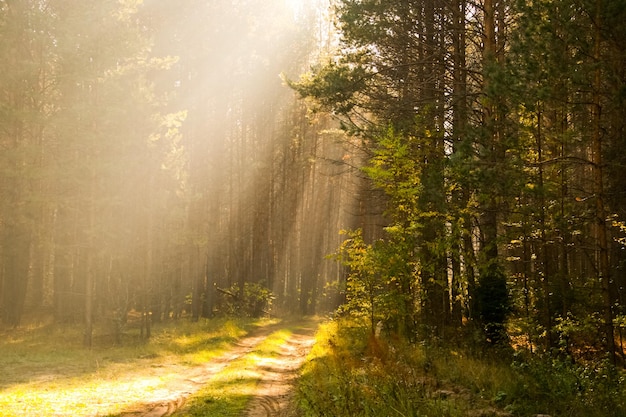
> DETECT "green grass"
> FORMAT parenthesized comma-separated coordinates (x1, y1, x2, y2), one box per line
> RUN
(0, 316, 267, 417)
(295, 317, 626, 417)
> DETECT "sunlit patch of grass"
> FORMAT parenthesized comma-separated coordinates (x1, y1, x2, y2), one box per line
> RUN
(251, 328, 292, 356)
(0, 373, 168, 416)
(180, 369, 259, 417)
(173, 318, 281, 367)
(0, 316, 261, 417)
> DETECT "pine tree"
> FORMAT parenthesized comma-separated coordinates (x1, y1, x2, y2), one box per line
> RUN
(0, 1, 56, 326)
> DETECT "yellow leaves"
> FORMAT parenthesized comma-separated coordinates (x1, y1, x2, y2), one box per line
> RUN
(611, 217, 626, 232)
(611, 216, 626, 246)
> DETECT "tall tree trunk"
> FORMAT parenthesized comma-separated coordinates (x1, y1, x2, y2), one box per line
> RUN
(83, 150, 98, 348)
(481, 0, 499, 263)
(536, 108, 554, 350)
(450, 0, 469, 328)
(591, 0, 615, 364)
(476, 0, 510, 344)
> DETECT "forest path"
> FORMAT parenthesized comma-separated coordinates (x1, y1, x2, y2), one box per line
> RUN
(241, 323, 317, 417)
(117, 317, 318, 417)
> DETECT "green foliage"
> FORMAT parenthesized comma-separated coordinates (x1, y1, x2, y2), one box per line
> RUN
(332, 229, 385, 331)
(552, 313, 607, 358)
(295, 317, 626, 417)
(333, 229, 415, 336)
(289, 59, 370, 114)
(509, 355, 626, 416)
(297, 318, 499, 417)
(364, 126, 423, 220)
(219, 282, 274, 318)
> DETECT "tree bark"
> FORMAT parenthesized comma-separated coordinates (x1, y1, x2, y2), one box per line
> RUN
(591, 0, 615, 364)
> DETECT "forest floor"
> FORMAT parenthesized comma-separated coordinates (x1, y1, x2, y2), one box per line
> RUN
(0, 316, 318, 417)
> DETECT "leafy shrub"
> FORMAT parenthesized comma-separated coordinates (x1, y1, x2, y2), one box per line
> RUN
(332, 228, 416, 338)
(509, 354, 626, 416)
(218, 282, 274, 318)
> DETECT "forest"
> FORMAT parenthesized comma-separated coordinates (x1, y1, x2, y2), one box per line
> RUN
(0, 0, 363, 344)
(290, 0, 626, 362)
(1, 0, 626, 415)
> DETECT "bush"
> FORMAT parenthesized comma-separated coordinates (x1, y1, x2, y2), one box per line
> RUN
(218, 282, 274, 318)
(508, 355, 626, 416)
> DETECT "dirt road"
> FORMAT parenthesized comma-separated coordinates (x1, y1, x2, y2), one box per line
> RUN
(117, 319, 317, 417)
(242, 324, 316, 417)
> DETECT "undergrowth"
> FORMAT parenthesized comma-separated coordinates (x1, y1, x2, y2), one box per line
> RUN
(295, 317, 626, 417)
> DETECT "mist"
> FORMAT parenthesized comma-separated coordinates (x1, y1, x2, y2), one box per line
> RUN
(0, 0, 379, 342)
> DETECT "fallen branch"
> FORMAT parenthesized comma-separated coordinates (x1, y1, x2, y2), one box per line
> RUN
(215, 286, 239, 300)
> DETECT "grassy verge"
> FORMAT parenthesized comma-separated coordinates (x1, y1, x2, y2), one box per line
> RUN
(295, 317, 626, 417)
(0, 316, 267, 417)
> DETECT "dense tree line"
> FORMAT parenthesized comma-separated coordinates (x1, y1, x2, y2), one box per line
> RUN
(293, 0, 626, 363)
(0, 0, 378, 345)
(2, 0, 625, 364)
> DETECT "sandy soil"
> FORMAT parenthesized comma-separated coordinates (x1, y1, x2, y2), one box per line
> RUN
(242, 325, 316, 417)
(116, 320, 317, 417)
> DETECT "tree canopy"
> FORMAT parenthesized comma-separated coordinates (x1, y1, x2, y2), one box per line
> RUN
(0, 0, 625, 367)
(293, 0, 626, 362)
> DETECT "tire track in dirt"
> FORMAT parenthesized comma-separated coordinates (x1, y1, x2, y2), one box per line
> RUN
(243, 323, 317, 417)
(117, 319, 317, 417)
